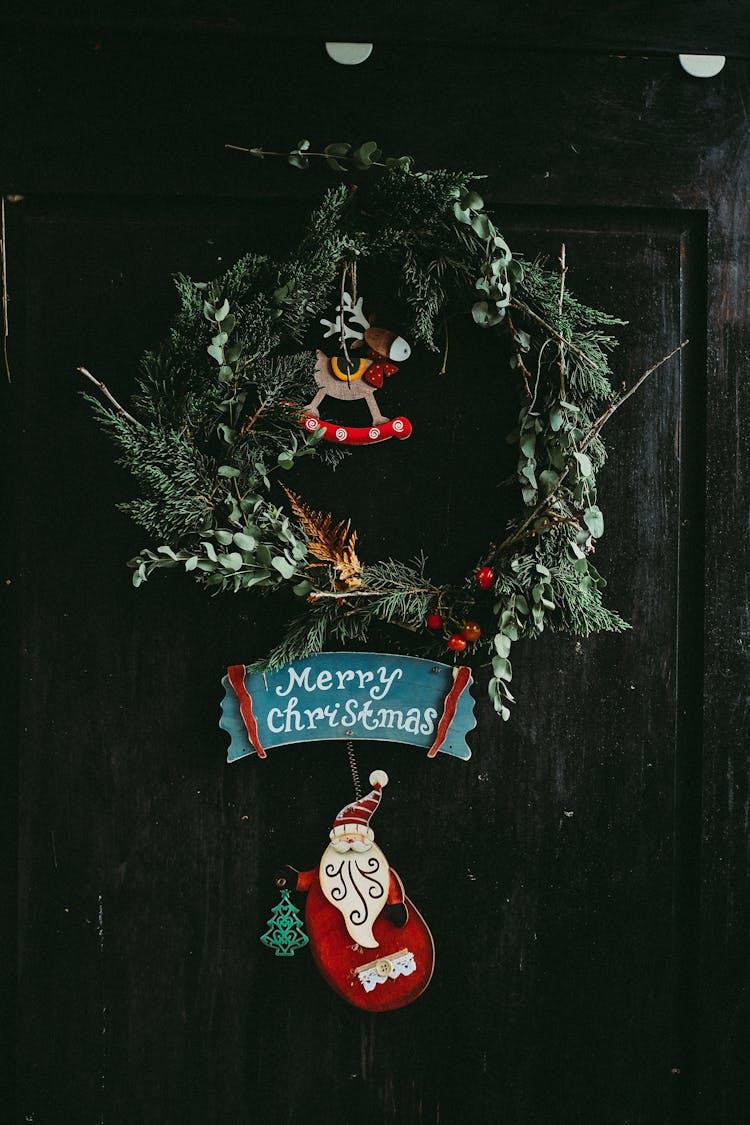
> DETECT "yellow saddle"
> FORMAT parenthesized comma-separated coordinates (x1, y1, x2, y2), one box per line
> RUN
(330, 356, 369, 382)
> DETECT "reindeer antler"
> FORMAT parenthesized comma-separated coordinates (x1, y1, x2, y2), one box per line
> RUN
(340, 293, 371, 332)
(320, 293, 372, 344)
(320, 313, 363, 341)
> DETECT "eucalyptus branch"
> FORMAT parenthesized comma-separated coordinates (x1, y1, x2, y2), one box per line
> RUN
(77, 366, 141, 426)
(497, 339, 689, 551)
(226, 144, 389, 169)
(506, 311, 533, 400)
(225, 140, 412, 174)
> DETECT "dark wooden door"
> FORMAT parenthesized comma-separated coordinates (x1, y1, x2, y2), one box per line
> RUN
(3, 8, 749, 1124)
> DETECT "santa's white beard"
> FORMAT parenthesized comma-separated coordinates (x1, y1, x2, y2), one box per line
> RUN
(319, 841, 389, 948)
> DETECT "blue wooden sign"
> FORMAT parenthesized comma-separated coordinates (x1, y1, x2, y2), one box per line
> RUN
(220, 652, 476, 762)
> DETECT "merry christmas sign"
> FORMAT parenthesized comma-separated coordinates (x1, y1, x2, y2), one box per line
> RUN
(220, 652, 476, 762)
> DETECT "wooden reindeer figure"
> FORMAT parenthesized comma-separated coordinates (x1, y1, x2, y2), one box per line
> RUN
(304, 293, 411, 427)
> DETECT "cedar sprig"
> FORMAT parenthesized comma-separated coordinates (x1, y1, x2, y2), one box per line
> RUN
(282, 486, 364, 590)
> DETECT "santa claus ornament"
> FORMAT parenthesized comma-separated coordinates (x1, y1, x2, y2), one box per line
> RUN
(272, 770, 435, 1012)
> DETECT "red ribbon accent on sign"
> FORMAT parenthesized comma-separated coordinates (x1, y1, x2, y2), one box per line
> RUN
(227, 664, 267, 758)
(427, 665, 472, 759)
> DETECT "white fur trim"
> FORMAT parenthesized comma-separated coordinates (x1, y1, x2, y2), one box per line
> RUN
(369, 769, 389, 788)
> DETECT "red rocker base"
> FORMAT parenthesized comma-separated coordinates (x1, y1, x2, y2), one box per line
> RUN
(300, 413, 413, 446)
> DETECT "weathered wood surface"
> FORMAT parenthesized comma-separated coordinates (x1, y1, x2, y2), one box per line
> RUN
(2, 2, 749, 57)
(2, 12, 749, 1124)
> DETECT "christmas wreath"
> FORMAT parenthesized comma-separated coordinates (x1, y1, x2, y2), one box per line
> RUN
(81, 139, 684, 719)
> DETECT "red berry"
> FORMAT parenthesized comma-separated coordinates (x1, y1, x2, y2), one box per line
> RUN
(447, 634, 467, 652)
(462, 621, 482, 642)
(426, 613, 443, 630)
(476, 566, 495, 590)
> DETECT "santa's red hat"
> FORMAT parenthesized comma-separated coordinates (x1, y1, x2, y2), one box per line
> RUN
(329, 771, 388, 841)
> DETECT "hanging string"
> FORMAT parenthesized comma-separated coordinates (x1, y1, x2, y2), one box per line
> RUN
(339, 260, 352, 385)
(2, 196, 11, 383)
(346, 739, 362, 799)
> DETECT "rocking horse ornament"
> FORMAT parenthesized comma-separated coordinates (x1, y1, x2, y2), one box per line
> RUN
(300, 290, 414, 445)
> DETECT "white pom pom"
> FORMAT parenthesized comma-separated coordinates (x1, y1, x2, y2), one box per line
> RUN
(369, 769, 389, 788)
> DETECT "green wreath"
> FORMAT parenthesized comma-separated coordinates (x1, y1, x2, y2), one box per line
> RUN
(81, 139, 683, 719)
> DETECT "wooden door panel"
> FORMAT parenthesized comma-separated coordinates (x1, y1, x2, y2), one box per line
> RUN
(5, 15, 748, 1125)
(9, 196, 702, 1124)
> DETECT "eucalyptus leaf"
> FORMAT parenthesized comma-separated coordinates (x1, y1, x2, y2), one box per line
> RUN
(471, 213, 492, 239)
(271, 556, 296, 579)
(472, 300, 490, 325)
(233, 532, 258, 551)
(257, 544, 273, 569)
(243, 570, 272, 587)
(584, 505, 604, 537)
(219, 552, 243, 571)
(573, 451, 593, 478)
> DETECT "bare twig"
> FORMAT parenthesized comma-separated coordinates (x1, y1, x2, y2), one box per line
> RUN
(497, 339, 689, 552)
(557, 243, 568, 400)
(438, 320, 449, 376)
(580, 339, 689, 450)
(77, 366, 141, 426)
(1, 197, 10, 383)
(240, 396, 269, 436)
(307, 586, 436, 601)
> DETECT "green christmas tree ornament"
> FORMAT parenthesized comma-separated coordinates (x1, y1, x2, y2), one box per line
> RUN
(260, 886, 309, 957)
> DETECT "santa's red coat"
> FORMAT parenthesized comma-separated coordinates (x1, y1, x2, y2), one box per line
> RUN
(295, 866, 434, 1011)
